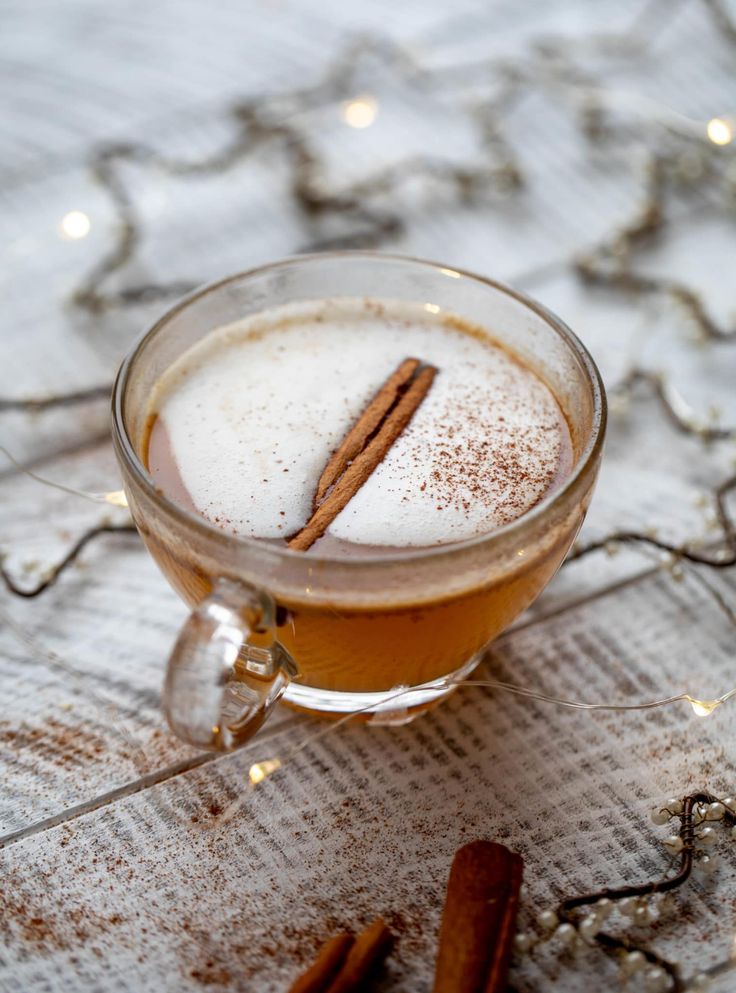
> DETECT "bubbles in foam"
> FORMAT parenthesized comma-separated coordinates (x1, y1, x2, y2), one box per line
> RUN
(151, 300, 570, 548)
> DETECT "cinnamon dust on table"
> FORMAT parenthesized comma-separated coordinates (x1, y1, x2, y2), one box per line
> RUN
(288, 358, 438, 552)
(0, 717, 109, 767)
(1, 867, 127, 953)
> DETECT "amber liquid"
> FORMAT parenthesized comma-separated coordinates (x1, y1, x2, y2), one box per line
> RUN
(138, 510, 577, 694)
(142, 418, 584, 695)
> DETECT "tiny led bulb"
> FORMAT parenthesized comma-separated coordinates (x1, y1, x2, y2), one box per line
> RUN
(249, 757, 282, 785)
(59, 211, 91, 239)
(706, 117, 733, 146)
(104, 490, 129, 508)
(341, 96, 378, 129)
(689, 697, 719, 717)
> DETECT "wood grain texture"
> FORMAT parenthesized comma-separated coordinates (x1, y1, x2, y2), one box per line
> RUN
(2, 569, 736, 993)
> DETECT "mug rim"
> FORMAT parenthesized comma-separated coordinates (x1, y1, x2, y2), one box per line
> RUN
(112, 250, 607, 569)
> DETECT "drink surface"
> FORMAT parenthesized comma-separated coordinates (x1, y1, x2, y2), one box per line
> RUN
(146, 299, 573, 555)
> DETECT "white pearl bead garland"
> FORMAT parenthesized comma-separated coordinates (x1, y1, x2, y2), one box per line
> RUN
(696, 826, 716, 845)
(690, 973, 711, 991)
(555, 922, 578, 948)
(578, 916, 599, 943)
(619, 896, 639, 917)
(513, 931, 533, 954)
(705, 801, 725, 821)
(657, 893, 676, 919)
(619, 950, 647, 979)
(633, 903, 653, 927)
(518, 795, 734, 985)
(697, 852, 719, 874)
(663, 834, 684, 854)
(593, 898, 613, 922)
(538, 909, 559, 932)
(643, 964, 669, 992)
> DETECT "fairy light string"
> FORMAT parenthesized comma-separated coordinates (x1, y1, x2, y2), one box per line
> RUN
(48, 1, 734, 315)
(0, 445, 128, 508)
(0, 384, 111, 413)
(241, 673, 736, 800)
(0, 522, 136, 599)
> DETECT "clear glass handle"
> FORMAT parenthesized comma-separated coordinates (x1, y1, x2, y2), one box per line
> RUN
(163, 578, 297, 751)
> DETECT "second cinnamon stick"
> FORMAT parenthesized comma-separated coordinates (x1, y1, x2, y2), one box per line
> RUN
(287, 933, 354, 993)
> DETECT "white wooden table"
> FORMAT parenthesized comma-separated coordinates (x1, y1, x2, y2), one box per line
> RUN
(2, 1, 736, 990)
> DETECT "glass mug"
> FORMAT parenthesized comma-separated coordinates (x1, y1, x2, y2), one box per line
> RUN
(112, 253, 606, 751)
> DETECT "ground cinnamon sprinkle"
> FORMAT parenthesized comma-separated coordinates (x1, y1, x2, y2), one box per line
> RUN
(412, 379, 562, 525)
(0, 718, 110, 767)
(1, 867, 127, 952)
(190, 964, 233, 986)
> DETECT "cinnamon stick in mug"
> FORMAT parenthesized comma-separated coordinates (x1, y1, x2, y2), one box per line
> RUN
(432, 841, 523, 993)
(315, 357, 420, 505)
(289, 363, 437, 552)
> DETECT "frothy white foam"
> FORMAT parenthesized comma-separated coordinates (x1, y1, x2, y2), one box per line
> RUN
(150, 300, 570, 547)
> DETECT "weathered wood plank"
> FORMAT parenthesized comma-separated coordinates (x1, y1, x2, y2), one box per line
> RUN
(2, 568, 735, 993)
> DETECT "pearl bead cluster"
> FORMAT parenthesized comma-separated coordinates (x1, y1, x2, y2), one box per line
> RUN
(512, 794, 736, 992)
(514, 896, 676, 991)
(652, 795, 736, 876)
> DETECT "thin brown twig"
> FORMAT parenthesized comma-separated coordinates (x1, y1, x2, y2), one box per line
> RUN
(0, 524, 139, 598)
(610, 369, 736, 442)
(567, 473, 736, 567)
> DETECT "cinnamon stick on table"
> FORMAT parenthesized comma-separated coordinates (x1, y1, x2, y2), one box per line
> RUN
(286, 932, 354, 993)
(432, 841, 523, 993)
(286, 919, 394, 993)
(289, 360, 438, 552)
(325, 919, 394, 993)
